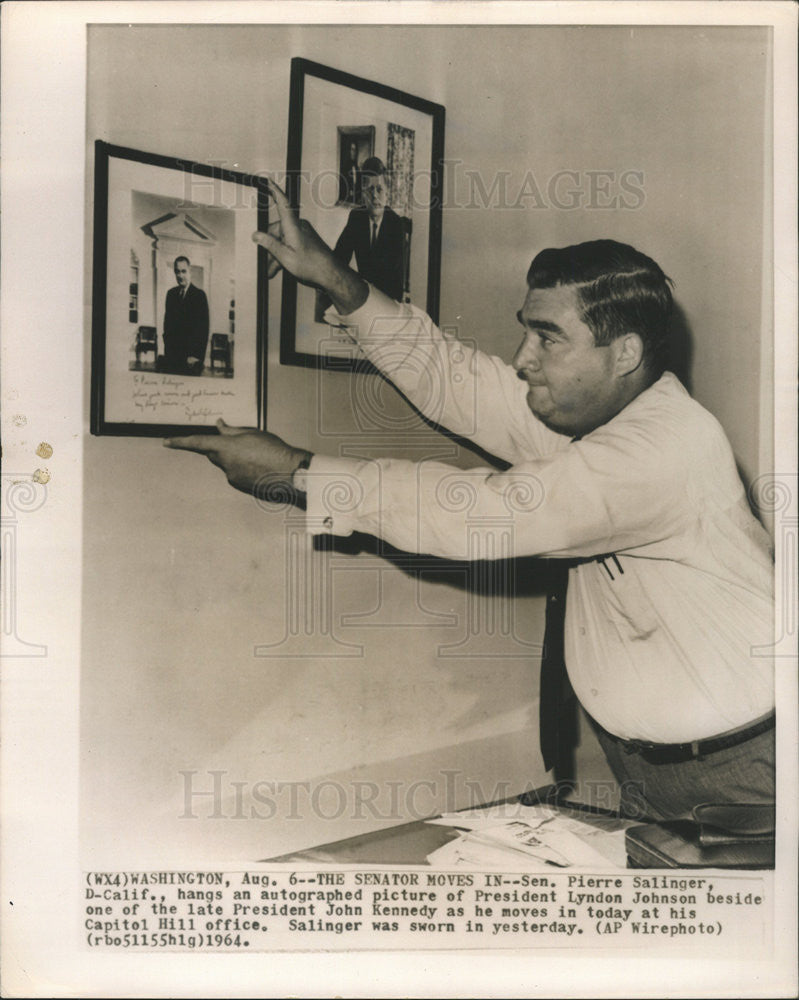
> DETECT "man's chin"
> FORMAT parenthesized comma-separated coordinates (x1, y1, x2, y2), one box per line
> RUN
(526, 390, 552, 422)
(526, 395, 573, 435)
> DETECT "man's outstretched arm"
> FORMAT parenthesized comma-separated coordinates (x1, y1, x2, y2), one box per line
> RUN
(255, 179, 565, 464)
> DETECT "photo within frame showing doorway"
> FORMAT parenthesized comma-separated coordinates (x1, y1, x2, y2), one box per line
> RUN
(90, 141, 269, 437)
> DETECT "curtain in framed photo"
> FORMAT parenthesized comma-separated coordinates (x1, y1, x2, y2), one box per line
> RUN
(387, 122, 415, 219)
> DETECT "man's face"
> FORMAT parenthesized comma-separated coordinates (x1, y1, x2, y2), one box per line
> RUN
(174, 260, 191, 289)
(361, 174, 387, 220)
(513, 284, 623, 436)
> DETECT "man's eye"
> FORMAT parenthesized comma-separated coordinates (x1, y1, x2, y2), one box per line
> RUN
(538, 333, 553, 346)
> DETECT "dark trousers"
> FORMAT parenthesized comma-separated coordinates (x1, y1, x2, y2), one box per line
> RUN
(589, 716, 775, 822)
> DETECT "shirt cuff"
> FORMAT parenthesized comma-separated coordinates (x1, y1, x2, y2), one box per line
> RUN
(304, 454, 381, 538)
(323, 283, 406, 335)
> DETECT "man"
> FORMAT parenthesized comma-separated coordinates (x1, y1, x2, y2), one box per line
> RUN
(161, 255, 210, 376)
(332, 156, 407, 302)
(165, 179, 775, 822)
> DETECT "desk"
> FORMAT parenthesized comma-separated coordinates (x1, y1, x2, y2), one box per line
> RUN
(263, 788, 773, 869)
(264, 788, 632, 866)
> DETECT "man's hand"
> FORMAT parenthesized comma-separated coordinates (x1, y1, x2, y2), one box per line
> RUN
(253, 178, 368, 315)
(262, 219, 285, 280)
(164, 419, 312, 504)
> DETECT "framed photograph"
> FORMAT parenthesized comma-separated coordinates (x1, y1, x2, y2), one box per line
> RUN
(90, 141, 269, 436)
(280, 58, 445, 371)
(337, 125, 375, 207)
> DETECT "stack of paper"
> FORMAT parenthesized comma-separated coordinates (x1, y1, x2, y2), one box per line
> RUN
(425, 804, 628, 868)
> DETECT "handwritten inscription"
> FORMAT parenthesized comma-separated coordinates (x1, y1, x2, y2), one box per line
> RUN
(132, 374, 234, 422)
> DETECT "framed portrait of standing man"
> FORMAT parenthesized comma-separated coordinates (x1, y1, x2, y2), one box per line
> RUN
(280, 58, 445, 371)
(90, 142, 270, 436)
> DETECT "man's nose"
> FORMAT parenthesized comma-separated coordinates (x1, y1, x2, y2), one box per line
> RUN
(513, 337, 542, 373)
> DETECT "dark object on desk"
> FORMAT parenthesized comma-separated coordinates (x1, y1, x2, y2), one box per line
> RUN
(626, 802, 775, 869)
(693, 801, 775, 846)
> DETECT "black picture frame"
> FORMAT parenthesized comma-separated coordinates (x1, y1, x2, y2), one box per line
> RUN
(91, 141, 269, 436)
(280, 58, 445, 372)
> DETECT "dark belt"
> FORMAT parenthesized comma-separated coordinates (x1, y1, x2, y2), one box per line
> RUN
(608, 712, 775, 765)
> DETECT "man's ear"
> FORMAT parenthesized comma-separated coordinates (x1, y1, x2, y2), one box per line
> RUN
(613, 332, 644, 377)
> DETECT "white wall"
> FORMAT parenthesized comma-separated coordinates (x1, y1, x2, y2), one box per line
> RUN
(82, 24, 769, 865)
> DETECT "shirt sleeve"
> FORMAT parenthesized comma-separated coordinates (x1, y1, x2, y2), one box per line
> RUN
(304, 417, 695, 561)
(326, 285, 570, 464)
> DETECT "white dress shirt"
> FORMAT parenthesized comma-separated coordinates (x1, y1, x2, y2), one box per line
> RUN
(307, 287, 774, 742)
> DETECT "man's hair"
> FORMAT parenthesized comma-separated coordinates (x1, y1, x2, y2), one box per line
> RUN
(174, 255, 191, 268)
(360, 157, 387, 179)
(526, 240, 674, 378)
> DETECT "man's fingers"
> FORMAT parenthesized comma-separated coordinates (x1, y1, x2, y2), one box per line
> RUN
(265, 176, 291, 211)
(163, 435, 216, 454)
(263, 220, 284, 277)
(253, 228, 296, 271)
(263, 177, 298, 235)
(252, 228, 285, 254)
